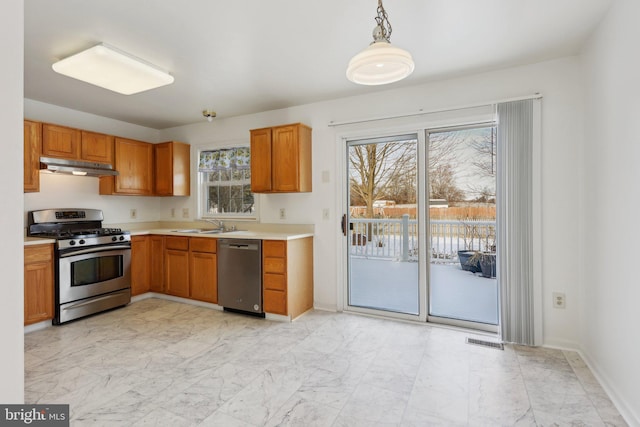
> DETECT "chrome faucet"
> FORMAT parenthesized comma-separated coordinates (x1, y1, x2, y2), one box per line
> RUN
(199, 218, 225, 230)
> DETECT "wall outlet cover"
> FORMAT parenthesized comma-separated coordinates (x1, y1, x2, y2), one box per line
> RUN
(552, 292, 566, 309)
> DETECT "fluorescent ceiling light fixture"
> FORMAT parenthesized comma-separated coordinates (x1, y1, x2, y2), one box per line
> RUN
(346, 0, 414, 85)
(52, 43, 174, 95)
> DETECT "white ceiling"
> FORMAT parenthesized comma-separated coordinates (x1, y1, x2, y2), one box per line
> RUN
(24, 0, 612, 130)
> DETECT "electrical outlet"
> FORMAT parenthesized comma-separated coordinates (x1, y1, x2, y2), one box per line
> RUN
(322, 208, 330, 220)
(130, 208, 137, 219)
(279, 208, 286, 220)
(171, 208, 175, 218)
(182, 208, 189, 218)
(553, 292, 566, 309)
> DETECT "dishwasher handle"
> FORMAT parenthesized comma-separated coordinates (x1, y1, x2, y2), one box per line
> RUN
(219, 239, 260, 251)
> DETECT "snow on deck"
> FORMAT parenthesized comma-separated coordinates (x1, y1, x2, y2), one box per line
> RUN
(349, 258, 498, 324)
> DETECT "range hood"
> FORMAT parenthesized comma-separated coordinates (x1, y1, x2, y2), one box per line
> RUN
(40, 156, 119, 177)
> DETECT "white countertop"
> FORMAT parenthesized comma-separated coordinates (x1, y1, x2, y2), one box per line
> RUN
(24, 222, 314, 245)
(24, 237, 56, 246)
(131, 229, 313, 241)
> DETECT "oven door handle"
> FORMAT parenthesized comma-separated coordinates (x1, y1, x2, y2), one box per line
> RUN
(59, 244, 131, 258)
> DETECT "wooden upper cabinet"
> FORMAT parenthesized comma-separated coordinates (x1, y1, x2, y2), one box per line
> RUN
(42, 124, 114, 165)
(100, 137, 153, 195)
(42, 124, 81, 160)
(24, 120, 41, 193)
(250, 123, 312, 193)
(81, 131, 114, 165)
(250, 128, 273, 192)
(155, 141, 190, 196)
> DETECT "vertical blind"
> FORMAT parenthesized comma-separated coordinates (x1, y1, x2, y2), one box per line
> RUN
(497, 99, 538, 346)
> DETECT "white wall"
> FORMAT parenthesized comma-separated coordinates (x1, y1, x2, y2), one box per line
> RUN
(1, 0, 24, 402)
(581, 0, 640, 422)
(160, 56, 586, 347)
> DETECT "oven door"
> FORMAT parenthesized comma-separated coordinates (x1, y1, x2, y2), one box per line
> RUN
(58, 244, 131, 305)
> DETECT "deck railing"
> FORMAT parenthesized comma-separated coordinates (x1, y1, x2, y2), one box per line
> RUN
(350, 215, 495, 263)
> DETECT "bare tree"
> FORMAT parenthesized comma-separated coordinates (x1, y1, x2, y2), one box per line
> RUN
(349, 140, 416, 218)
(429, 163, 465, 202)
(428, 131, 461, 170)
(470, 126, 497, 178)
(464, 126, 497, 200)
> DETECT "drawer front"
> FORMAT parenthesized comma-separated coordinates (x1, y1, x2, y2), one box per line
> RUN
(24, 244, 53, 264)
(263, 240, 286, 257)
(189, 237, 217, 253)
(264, 257, 285, 274)
(263, 273, 286, 291)
(165, 236, 189, 251)
(263, 289, 287, 315)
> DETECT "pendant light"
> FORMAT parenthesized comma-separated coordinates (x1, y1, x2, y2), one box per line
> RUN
(346, 0, 415, 85)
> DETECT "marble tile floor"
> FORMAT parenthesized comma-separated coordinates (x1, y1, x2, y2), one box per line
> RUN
(24, 298, 627, 426)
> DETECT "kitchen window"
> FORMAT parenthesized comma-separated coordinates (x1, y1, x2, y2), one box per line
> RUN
(198, 147, 256, 219)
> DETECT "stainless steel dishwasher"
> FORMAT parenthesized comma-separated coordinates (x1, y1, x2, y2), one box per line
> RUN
(217, 239, 263, 316)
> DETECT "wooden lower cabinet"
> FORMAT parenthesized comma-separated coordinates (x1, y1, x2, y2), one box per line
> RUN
(165, 237, 190, 298)
(262, 238, 313, 318)
(24, 244, 54, 325)
(149, 235, 165, 292)
(129, 235, 313, 318)
(164, 236, 217, 302)
(189, 238, 217, 303)
(131, 236, 150, 296)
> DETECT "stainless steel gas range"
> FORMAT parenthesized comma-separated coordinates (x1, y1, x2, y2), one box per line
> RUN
(27, 209, 131, 324)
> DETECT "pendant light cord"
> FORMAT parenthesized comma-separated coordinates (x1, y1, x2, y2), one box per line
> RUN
(374, 0, 393, 42)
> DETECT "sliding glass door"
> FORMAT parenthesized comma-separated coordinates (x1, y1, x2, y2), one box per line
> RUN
(427, 125, 499, 331)
(343, 124, 500, 331)
(346, 134, 421, 317)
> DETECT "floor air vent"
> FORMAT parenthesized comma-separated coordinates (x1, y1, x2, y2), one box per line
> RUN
(466, 337, 504, 350)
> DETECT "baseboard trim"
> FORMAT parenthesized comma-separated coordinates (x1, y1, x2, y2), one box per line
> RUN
(24, 320, 52, 334)
(577, 348, 639, 427)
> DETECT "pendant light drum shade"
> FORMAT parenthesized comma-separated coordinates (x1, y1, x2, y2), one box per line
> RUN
(346, 41, 414, 85)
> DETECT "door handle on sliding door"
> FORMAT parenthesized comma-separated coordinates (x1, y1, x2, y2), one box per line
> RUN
(341, 214, 347, 236)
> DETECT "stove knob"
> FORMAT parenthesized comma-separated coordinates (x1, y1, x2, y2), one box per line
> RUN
(69, 240, 76, 246)
(79, 239, 86, 245)
(112, 236, 118, 242)
(119, 236, 125, 241)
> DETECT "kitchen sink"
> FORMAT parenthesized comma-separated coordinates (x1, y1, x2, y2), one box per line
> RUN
(219, 230, 253, 236)
(171, 228, 224, 234)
